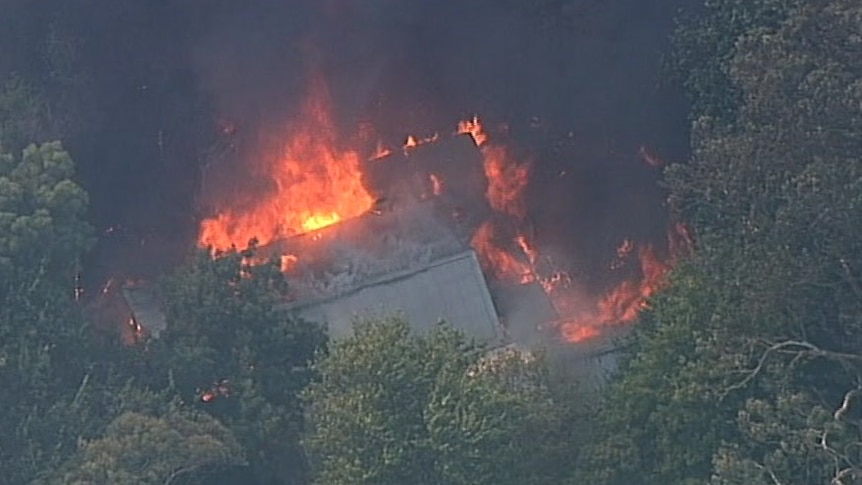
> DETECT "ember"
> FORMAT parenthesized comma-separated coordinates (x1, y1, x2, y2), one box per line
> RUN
(200, 378, 231, 403)
(403, 133, 440, 153)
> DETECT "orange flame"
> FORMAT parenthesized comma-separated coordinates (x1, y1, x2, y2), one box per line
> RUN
(404, 133, 440, 152)
(561, 324, 602, 343)
(127, 316, 145, 345)
(482, 145, 529, 219)
(461, 116, 533, 284)
(459, 116, 689, 343)
(198, 75, 375, 251)
(197, 97, 687, 345)
(553, 234, 685, 343)
(516, 234, 538, 266)
(470, 222, 535, 284)
(370, 141, 393, 160)
(459, 116, 529, 218)
(200, 378, 231, 403)
(280, 253, 299, 272)
(457, 116, 489, 147)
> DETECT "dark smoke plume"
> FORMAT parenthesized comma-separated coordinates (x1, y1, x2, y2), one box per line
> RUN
(66, 0, 691, 290)
(191, 1, 690, 287)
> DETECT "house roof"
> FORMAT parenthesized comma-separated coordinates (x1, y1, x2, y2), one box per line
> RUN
(261, 197, 475, 302)
(281, 249, 503, 343)
(121, 282, 167, 338)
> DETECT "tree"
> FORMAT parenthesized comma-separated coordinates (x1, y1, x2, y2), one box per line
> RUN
(45, 408, 245, 485)
(0, 141, 93, 275)
(154, 247, 328, 484)
(575, 261, 746, 485)
(303, 317, 574, 485)
(0, 142, 100, 483)
(579, 0, 862, 483)
(669, 0, 803, 126)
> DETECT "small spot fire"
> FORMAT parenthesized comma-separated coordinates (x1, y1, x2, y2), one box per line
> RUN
(199, 378, 231, 403)
(196, 74, 691, 344)
(84, 278, 166, 346)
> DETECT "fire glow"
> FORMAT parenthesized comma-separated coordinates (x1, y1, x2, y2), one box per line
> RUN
(198, 76, 375, 252)
(197, 79, 687, 343)
(456, 119, 689, 342)
(548, 234, 687, 343)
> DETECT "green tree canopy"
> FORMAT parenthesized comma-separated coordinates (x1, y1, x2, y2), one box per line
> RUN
(0, 141, 92, 275)
(154, 247, 328, 484)
(580, 0, 862, 483)
(670, 0, 803, 125)
(0, 142, 98, 483)
(45, 409, 245, 485)
(304, 317, 574, 485)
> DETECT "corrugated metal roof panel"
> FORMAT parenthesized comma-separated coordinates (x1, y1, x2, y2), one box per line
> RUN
(121, 283, 167, 337)
(283, 250, 502, 343)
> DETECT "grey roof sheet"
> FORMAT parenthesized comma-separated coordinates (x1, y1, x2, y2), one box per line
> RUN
(283, 250, 502, 343)
(121, 283, 167, 337)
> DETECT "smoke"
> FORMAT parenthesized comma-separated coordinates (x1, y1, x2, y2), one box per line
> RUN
(190, 0, 689, 250)
(76, 0, 693, 307)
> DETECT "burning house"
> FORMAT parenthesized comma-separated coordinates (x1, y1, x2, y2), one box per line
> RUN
(188, 69, 688, 352)
(85, 62, 688, 370)
(241, 131, 560, 345)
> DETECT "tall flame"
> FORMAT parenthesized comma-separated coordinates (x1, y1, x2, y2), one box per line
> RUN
(553, 243, 675, 342)
(482, 145, 529, 219)
(457, 116, 489, 147)
(470, 222, 535, 284)
(460, 116, 689, 343)
(197, 97, 687, 344)
(198, 76, 374, 251)
(459, 116, 534, 283)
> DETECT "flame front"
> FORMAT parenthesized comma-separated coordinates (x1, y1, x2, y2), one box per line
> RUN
(460, 116, 688, 343)
(459, 117, 534, 283)
(553, 243, 676, 342)
(458, 116, 529, 219)
(470, 222, 535, 284)
(198, 77, 374, 251)
(197, 96, 686, 345)
(483, 145, 529, 219)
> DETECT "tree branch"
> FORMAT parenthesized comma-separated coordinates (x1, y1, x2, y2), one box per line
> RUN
(165, 464, 203, 485)
(722, 340, 862, 399)
(833, 466, 862, 485)
(753, 460, 786, 485)
(839, 258, 862, 300)
(70, 372, 90, 408)
(834, 388, 862, 421)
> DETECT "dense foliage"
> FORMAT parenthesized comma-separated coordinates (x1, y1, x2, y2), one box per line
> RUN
(154, 248, 328, 484)
(304, 318, 574, 485)
(669, 0, 803, 125)
(1, 0, 860, 484)
(581, 0, 862, 483)
(45, 408, 245, 484)
(0, 142, 96, 483)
